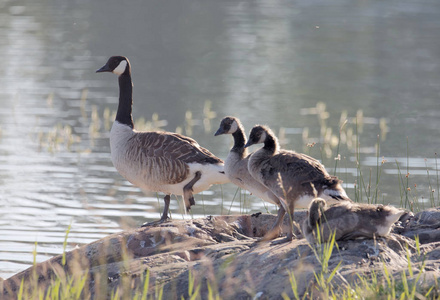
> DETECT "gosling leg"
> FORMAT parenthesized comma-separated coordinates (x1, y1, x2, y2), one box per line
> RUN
(271, 205, 295, 245)
(261, 206, 286, 241)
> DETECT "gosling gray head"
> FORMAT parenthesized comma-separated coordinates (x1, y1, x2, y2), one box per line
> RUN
(244, 125, 270, 148)
(214, 116, 240, 136)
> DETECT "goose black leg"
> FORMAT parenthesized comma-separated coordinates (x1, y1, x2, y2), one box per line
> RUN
(183, 171, 202, 211)
(141, 194, 171, 227)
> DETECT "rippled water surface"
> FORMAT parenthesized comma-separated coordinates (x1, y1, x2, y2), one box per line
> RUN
(1, 0, 440, 278)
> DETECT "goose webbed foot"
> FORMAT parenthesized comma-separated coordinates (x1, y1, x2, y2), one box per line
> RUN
(186, 196, 195, 212)
(270, 232, 295, 245)
(184, 194, 195, 212)
(183, 192, 195, 212)
(141, 194, 171, 227)
(141, 216, 170, 227)
(183, 171, 202, 211)
(270, 212, 295, 245)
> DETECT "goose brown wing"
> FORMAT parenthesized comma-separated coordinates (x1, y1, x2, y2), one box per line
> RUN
(266, 150, 332, 185)
(167, 132, 224, 164)
(128, 131, 223, 184)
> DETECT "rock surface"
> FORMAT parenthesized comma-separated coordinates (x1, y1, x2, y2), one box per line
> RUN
(2, 208, 440, 299)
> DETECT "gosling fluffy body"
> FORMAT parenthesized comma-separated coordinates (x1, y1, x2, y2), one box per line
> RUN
(302, 198, 406, 244)
(245, 125, 352, 242)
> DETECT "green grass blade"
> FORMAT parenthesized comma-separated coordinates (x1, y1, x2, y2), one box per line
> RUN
(62, 224, 72, 266)
(287, 270, 300, 300)
(141, 269, 150, 300)
(281, 292, 291, 300)
(327, 261, 342, 284)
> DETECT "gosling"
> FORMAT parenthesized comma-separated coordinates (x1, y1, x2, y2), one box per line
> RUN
(302, 198, 406, 244)
(245, 125, 352, 243)
(215, 117, 284, 240)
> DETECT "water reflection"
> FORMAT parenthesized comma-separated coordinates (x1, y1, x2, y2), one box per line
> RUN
(1, 0, 440, 279)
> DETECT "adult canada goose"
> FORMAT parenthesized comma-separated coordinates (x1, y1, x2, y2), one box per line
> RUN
(214, 117, 284, 239)
(96, 56, 229, 225)
(244, 125, 352, 243)
(302, 198, 406, 243)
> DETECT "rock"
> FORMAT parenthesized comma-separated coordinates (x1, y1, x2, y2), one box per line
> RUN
(2, 209, 440, 299)
(396, 207, 440, 244)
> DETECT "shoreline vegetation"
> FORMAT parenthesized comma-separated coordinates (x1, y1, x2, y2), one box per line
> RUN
(2, 209, 440, 299)
(4, 99, 440, 298)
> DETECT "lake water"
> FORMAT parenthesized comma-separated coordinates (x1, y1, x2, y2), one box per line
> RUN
(1, 0, 440, 279)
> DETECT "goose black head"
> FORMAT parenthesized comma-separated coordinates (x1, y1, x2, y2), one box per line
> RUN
(214, 116, 240, 136)
(96, 56, 130, 76)
(244, 125, 268, 148)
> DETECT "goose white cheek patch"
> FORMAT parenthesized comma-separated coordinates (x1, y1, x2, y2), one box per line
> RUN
(113, 60, 127, 75)
(258, 131, 267, 144)
(228, 121, 238, 134)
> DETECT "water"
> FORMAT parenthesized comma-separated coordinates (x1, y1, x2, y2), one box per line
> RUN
(1, 0, 440, 279)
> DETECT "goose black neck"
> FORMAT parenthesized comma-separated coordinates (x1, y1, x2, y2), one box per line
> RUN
(116, 73, 134, 128)
(231, 127, 247, 157)
(263, 133, 278, 154)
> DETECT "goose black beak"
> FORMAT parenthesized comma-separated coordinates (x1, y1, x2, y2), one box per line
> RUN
(214, 128, 225, 136)
(244, 141, 253, 148)
(96, 64, 111, 73)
